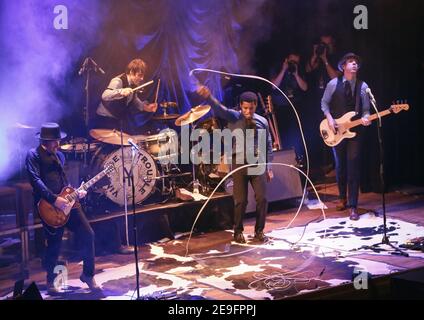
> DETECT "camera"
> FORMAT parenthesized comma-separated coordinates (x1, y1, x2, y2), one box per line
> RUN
(315, 42, 329, 56)
(287, 61, 297, 73)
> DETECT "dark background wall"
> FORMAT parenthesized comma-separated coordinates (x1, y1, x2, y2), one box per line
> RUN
(1, 0, 422, 190)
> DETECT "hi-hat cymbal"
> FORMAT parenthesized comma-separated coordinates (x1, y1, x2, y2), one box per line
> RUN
(152, 114, 180, 121)
(89, 129, 132, 145)
(175, 105, 211, 126)
(160, 101, 178, 108)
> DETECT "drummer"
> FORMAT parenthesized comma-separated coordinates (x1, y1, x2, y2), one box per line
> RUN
(94, 58, 158, 135)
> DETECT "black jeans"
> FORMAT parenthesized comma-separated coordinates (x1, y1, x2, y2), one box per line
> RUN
(232, 163, 268, 234)
(42, 206, 95, 283)
(332, 135, 362, 208)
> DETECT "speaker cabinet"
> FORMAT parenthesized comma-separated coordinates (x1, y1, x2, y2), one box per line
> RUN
(226, 149, 302, 213)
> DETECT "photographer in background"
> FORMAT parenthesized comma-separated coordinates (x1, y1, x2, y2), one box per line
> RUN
(306, 34, 339, 87)
(305, 34, 340, 179)
(271, 52, 308, 159)
(272, 53, 308, 99)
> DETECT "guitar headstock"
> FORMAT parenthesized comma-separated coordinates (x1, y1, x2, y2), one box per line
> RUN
(104, 163, 115, 175)
(266, 95, 274, 113)
(390, 101, 409, 114)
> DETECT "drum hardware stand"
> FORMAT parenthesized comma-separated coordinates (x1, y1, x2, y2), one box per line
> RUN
(78, 57, 105, 168)
(190, 123, 201, 194)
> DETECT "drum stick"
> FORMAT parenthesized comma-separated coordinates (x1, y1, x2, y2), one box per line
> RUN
(154, 79, 161, 103)
(131, 80, 154, 93)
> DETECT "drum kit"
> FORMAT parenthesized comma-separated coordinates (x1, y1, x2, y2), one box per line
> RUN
(61, 102, 221, 207)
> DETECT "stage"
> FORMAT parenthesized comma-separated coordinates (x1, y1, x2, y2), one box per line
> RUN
(1, 183, 424, 300)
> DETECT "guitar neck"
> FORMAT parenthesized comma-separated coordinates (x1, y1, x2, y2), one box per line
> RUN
(348, 109, 392, 129)
(67, 169, 108, 202)
(82, 169, 108, 190)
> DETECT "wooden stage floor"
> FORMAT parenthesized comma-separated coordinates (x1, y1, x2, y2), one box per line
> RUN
(1, 183, 424, 300)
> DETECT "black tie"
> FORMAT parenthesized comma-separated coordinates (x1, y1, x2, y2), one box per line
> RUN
(344, 81, 352, 99)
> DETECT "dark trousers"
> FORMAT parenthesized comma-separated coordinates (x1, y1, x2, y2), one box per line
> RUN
(42, 206, 95, 283)
(232, 164, 268, 234)
(332, 136, 362, 208)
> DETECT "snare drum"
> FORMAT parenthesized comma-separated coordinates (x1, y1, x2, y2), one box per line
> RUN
(137, 128, 178, 162)
(60, 137, 99, 160)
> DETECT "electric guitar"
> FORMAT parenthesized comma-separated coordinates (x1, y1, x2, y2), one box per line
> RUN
(38, 164, 114, 228)
(258, 93, 282, 151)
(320, 103, 409, 147)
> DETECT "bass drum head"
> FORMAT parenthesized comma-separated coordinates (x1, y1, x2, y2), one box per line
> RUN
(92, 146, 158, 206)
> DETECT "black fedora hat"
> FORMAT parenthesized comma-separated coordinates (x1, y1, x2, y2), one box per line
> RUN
(337, 52, 361, 72)
(35, 122, 67, 140)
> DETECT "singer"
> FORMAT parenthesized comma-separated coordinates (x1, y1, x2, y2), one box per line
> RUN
(94, 58, 158, 134)
(321, 52, 371, 220)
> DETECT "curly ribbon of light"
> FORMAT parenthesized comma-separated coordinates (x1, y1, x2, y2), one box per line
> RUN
(184, 162, 327, 256)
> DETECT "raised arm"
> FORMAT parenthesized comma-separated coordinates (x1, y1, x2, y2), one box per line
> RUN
(196, 85, 240, 122)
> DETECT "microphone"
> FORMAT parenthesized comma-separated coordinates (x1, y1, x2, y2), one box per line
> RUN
(78, 58, 88, 76)
(78, 57, 105, 75)
(365, 88, 376, 104)
(366, 87, 381, 125)
(127, 138, 141, 152)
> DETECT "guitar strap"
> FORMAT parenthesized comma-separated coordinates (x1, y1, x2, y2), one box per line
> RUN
(53, 153, 69, 186)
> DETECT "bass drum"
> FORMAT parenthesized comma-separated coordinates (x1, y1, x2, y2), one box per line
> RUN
(90, 145, 158, 206)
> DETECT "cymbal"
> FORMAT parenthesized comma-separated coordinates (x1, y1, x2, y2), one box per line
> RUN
(160, 101, 178, 108)
(175, 105, 211, 126)
(152, 113, 180, 121)
(89, 129, 132, 145)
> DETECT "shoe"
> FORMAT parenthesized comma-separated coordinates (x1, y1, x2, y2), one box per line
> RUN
(118, 245, 135, 255)
(175, 188, 194, 201)
(254, 231, 267, 242)
(349, 208, 360, 221)
(336, 199, 347, 211)
(80, 274, 101, 292)
(233, 233, 246, 244)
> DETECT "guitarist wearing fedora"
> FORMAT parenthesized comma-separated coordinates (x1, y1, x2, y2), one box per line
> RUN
(321, 53, 371, 220)
(25, 123, 99, 294)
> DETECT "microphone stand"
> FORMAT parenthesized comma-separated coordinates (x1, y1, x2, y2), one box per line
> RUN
(365, 96, 408, 257)
(79, 57, 105, 168)
(118, 80, 155, 248)
(128, 146, 142, 300)
(120, 120, 130, 247)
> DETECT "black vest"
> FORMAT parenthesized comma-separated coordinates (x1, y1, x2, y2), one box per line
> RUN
(329, 76, 363, 119)
(37, 146, 68, 196)
(102, 73, 134, 119)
